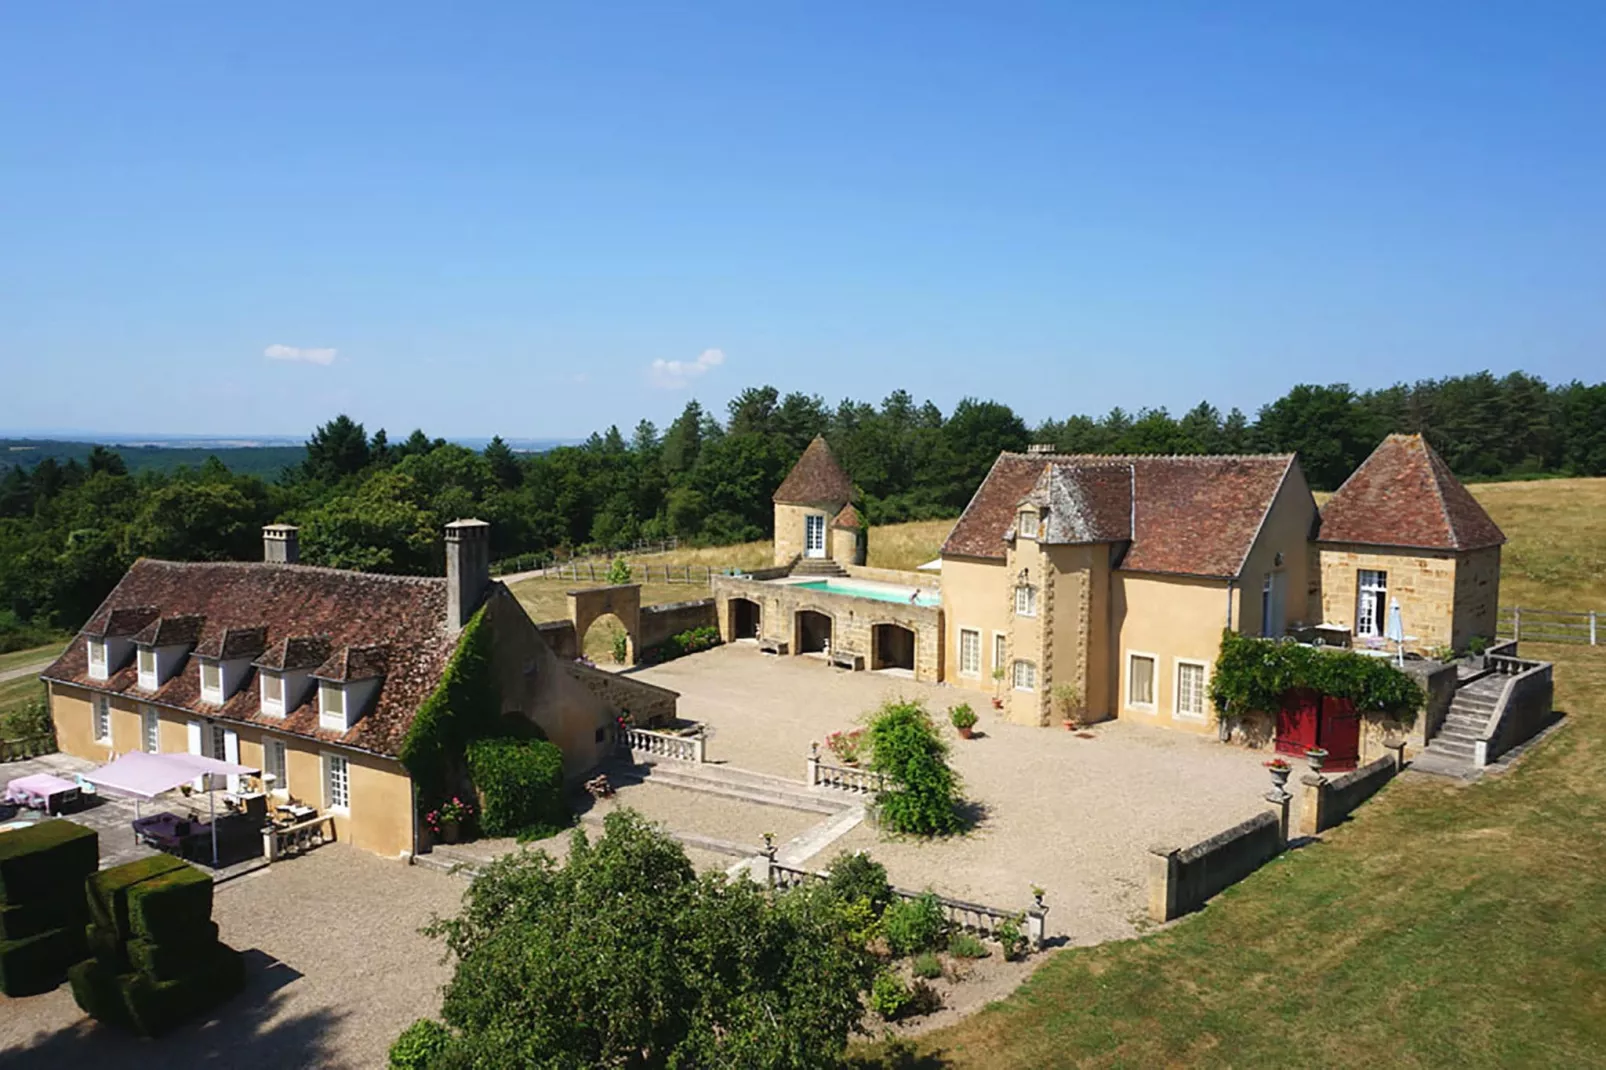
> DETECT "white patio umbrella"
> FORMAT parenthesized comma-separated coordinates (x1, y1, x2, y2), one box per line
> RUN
(1384, 598, 1406, 667)
(82, 751, 260, 868)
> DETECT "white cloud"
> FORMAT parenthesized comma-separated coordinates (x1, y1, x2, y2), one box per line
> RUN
(264, 343, 338, 366)
(649, 348, 725, 389)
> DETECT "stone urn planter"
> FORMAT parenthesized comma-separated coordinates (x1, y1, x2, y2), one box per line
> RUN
(1305, 747, 1329, 773)
(1265, 762, 1292, 791)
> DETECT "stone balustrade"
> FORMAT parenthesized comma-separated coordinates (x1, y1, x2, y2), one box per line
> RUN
(622, 726, 707, 764)
(805, 745, 889, 794)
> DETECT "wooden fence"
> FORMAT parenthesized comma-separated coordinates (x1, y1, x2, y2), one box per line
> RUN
(489, 537, 685, 578)
(1497, 606, 1599, 645)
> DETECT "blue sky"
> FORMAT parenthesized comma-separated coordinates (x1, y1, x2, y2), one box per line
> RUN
(2, 2, 1602, 440)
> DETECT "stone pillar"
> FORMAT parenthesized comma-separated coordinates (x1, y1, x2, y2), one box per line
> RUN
(1297, 774, 1327, 838)
(1384, 740, 1407, 773)
(806, 741, 821, 787)
(1025, 896, 1049, 950)
(1147, 845, 1179, 923)
(263, 523, 299, 564)
(1264, 789, 1292, 846)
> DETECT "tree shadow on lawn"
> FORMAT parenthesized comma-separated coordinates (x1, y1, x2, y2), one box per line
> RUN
(0, 949, 352, 1070)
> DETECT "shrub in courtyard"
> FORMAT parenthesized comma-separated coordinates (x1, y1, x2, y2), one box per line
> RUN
(465, 736, 568, 840)
(995, 914, 1028, 962)
(912, 951, 943, 980)
(390, 1018, 453, 1069)
(1210, 630, 1424, 722)
(947, 932, 989, 959)
(948, 703, 978, 735)
(610, 627, 629, 664)
(418, 809, 877, 1068)
(827, 851, 893, 917)
(646, 625, 722, 663)
(605, 557, 632, 585)
(883, 892, 948, 957)
(867, 700, 965, 836)
(0, 819, 97, 997)
(869, 969, 913, 1020)
(825, 727, 867, 765)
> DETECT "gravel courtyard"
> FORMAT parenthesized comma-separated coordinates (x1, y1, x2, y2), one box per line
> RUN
(633, 642, 1285, 944)
(0, 845, 464, 1069)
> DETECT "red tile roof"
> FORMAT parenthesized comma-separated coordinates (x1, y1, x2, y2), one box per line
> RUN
(85, 606, 159, 639)
(773, 436, 853, 505)
(943, 453, 1297, 578)
(833, 503, 863, 530)
(43, 560, 459, 758)
(193, 626, 268, 661)
(1318, 434, 1505, 551)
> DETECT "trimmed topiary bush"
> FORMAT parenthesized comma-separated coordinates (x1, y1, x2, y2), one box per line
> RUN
(0, 925, 86, 997)
(87, 854, 188, 939)
(465, 736, 568, 839)
(0, 819, 97, 997)
(0, 820, 98, 906)
(390, 1017, 453, 1069)
(125, 864, 214, 944)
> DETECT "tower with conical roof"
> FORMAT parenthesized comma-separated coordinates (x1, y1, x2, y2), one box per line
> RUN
(771, 436, 864, 568)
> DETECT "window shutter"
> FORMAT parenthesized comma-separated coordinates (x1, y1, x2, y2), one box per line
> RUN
(321, 752, 332, 807)
(187, 721, 205, 790)
(224, 729, 240, 792)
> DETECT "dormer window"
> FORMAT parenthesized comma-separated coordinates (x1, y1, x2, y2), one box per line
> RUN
(137, 649, 158, 690)
(200, 662, 223, 704)
(1017, 509, 1038, 539)
(88, 640, 108, 680)
(319, 684, 347, 730)
(261, 672, 285, 716)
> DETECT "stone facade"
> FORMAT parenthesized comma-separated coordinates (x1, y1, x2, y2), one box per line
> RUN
(1311, 543, 1501, 653)
(710, 575, 943, 682)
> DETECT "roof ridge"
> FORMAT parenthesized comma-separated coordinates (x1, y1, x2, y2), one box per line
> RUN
(1002, 451, 1296, 463)
(137, 558, 447, 586)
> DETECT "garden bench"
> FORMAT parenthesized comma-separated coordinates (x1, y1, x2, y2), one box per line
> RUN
(758, 637, 788, 656)
(829, 652, 864, 672)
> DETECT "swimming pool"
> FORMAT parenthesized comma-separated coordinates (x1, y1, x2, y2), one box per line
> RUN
(789, 579, 941, 608)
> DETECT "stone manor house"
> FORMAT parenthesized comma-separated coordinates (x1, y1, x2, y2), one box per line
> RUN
(713, 433, 1503, 735)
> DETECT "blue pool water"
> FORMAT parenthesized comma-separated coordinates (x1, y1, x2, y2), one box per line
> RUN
(791, 579, 941, 607)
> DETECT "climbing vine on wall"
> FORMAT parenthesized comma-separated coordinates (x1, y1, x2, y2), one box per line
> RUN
(1210, 630, 1425, 722)
(400, 606, 502, 805)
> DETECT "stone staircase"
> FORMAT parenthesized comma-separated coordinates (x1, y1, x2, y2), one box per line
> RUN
(611, 759, 850, 815)
(789, 557, 850, 579)
(1415, 673, 1507, 778)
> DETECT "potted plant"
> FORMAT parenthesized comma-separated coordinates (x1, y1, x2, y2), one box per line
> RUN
(1052, 683, 1084, 730)
(825, 728, 866, 766)
(991, 667, 1006, 710)
(427, 796, 474, 845)
(1264, 757, 1292, 790)
(1305, 747, 1329, 773)
(949, 703, 979, 739)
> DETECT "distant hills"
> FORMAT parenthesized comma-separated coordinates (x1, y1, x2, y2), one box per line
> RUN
(0, 435, 575, 479)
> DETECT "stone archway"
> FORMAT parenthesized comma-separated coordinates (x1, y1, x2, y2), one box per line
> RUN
(729, 597, 762, 640)
(568, 584, 642, 665)
(794, 609, 833, 655)
(871, 623, 916, 672)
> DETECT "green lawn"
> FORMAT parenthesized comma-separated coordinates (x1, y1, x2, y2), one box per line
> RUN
(852, 643, 1606, 1068)
(0, 641, 67, 675)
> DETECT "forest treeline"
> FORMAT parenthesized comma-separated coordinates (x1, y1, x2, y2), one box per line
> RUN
(2, 370, 1602, 644)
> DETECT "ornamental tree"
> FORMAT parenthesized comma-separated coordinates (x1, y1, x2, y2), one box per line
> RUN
(866, 700, 966, 836)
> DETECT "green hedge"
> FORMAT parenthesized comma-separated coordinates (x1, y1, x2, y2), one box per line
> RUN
(0, 820, 98, 906)
(464, 736, 567, 840)
(127, 924, 222, 982)
(1, 924, 86, 997)
(1211, 630, 1426, 722)
(400, 606, 502, 806)
(70, 944, 246, 1038)
(126, 865, 213, 944)
(0, 897, 82, 942)
(390, 1018, 453, 1069)
(643, 625, 722, 664)
(87, 854, 188, 939)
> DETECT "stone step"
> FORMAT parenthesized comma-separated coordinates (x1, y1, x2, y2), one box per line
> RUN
(1426, 737, 1476, 759)
(623, 763, 847, 815)
(1409, 749, 1480, 780)
(1435, 725, 1482, 745)
(1443, 711, 1493, 730)
(1452, 694, 1501, 710)
(412, 847, 485, 879)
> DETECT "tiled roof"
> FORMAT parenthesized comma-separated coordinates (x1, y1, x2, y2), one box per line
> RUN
(193, 625, 268, 661)
(943, 452, 1296, 578)
(85, 606, 159, 639)
(254, 635, 333, 672)
(833, 503, 863, 530)
(42, 560, 458, 758)
(313, 644, 390, 683)
(773, 436, 853, 505)
(1023, 464, 1134, 545)
(132, 615, 207, 648)
(1318, 434, 1505, 551)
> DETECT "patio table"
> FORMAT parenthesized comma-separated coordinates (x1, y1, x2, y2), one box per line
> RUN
(5, 773, 82, 815)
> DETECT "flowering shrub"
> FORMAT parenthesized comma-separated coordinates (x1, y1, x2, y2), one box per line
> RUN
(825, 728, 867, 765)
(426, 796, 475, 834)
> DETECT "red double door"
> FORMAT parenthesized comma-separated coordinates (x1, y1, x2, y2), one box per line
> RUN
(1274, 688, 1360, 772)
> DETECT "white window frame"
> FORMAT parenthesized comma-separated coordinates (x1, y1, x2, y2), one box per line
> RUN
(1125, 651, 1158, 712)
(324, 752, 350, 813)
(1356, 569, 1388, 638)
(137, 648, 157, 690)
(1014, 585, 1037, 618)
(94, 695, 112, 741)
(992, 632, 1007, 674)
(264, 737, 289, 797)
(319, 683, 346, 729)
(804, 513, 826, 558)
(200, 662, 222, 704)
(260, 672, 285, 717)
(1174, 659, 1209, 722)
(958, 628, 981, 678)
(1012, 659, 1037, 692)
(1017, 509, 1037, 539)
(141, 705, 160, 753)
(88, 640, 108, 680)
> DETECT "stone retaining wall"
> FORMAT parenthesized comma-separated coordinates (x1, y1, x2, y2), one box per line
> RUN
(638, 598, 718, 651)
(1482, 657, 1555, 765)
(1298, 755, 1396, 837)
(563, 661, 678, 728)
(1148, 810, 1283, 922)
(536, 619, 578, 659)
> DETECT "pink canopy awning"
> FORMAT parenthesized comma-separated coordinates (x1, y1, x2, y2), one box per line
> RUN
(82, 750, 261, 801)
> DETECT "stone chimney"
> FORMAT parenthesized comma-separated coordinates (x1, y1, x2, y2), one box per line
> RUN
(444, 519, 492, 633)
(263, 523, 299, 564)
